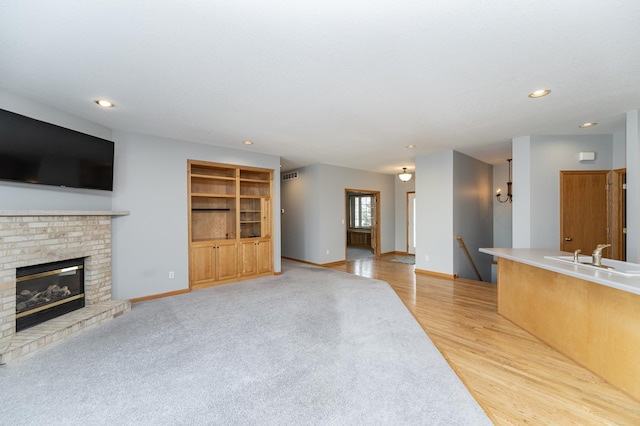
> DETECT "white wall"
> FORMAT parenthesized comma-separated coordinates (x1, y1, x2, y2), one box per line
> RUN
(514, 134, 614, 250)
(0, 88, 114, 210)
(512, 136, 532, 248)
(627, 109, 640, 262)
(394, 175, 415, 253)
(415, 151, 454, 275)
(281, 163, 396, 264)
(111, 130, 281, 300)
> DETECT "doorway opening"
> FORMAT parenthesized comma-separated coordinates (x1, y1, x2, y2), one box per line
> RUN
(406, 192, 416, 255)
(345, 189, 380, 261)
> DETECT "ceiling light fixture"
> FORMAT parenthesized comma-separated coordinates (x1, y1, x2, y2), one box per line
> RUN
(242, 140, 254, 145)
(528, 89, 551, 98)
(496, 159, 513, 203)
(406, 145, 416, 149)
(95, 99, 114, 108)
(398, 167, 412, 182)
(579, 122, 597, 128)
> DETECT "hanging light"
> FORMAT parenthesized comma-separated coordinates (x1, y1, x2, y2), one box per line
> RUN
(496, 159, 513, 203)
(398, 167, 412, 182)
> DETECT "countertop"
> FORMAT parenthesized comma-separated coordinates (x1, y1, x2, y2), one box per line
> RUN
(480, 248, 640, 296)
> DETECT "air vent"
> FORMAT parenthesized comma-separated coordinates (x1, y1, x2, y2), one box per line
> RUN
(282, 171, 299, 181)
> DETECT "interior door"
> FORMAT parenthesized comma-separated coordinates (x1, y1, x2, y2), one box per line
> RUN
(407, 192, 416, 255)
(560, 171, 611, 257)
(371, 194, 378, 255)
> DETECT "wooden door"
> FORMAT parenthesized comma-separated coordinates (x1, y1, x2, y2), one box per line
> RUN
(370, 194, 378, 255)
(560, 171, 610, 257)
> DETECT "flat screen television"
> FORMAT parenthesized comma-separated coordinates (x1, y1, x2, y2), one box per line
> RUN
(0, 109, 114, 191)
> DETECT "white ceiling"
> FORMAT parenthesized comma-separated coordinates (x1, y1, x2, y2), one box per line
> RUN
(2, 1, 639, 174)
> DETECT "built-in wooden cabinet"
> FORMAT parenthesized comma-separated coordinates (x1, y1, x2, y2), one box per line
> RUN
(188, 160, 273, 289)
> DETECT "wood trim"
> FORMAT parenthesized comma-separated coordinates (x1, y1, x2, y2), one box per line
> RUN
(130, 288, 190, 304)
(406, 191, 415, 254)
(282, 256, 346, 268)
(415, 268, 458, 279)
(612, 168, 626, 261)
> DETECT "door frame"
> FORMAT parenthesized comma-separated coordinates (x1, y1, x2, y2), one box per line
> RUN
(406, 191, 415, 255)
(612, 168, 626, 260)
(345, 188, 381, 257)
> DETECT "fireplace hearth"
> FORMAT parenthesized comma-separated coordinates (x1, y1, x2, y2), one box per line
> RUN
(16, 258, 85, 332)
(0, 210, 131, 365)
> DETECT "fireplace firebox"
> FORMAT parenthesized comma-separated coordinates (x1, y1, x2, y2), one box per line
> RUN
(16, 258, 85, 332)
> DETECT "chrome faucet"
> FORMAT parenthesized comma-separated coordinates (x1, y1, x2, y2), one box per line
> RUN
(592, 244, 611, 267)
(573, 249, 581, 263)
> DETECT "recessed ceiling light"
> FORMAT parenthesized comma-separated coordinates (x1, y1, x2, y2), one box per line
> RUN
(528, 89, 551, 98)
(579, 122, 597, 128)
(406, 144, 416, 149)
(95, 99, 114, 108)
(242, 140, 254, 145)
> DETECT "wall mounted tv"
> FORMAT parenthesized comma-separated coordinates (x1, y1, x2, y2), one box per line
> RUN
(0, 109, 114, 191)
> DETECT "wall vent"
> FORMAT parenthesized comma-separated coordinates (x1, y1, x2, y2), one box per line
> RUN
(282, 171, 299, 181)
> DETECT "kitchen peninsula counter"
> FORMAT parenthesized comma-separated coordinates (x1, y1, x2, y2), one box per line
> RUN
(480, 248, 640, 402)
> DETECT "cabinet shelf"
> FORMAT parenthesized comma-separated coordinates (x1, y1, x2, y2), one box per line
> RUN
(192, 193, 235, 198)
(192, 208, 231, 211)
(192, 174, 236, 181)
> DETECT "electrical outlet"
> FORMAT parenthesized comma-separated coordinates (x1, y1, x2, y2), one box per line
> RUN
(424, 255, 429, 261)
(326, 249, 330, 255)
(169, 271, 175, 279)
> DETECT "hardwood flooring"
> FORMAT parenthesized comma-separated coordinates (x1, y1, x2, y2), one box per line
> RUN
(327, 254, 640, 425)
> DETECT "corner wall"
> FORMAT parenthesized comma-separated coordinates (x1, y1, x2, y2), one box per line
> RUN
(281, 163, 395, 264)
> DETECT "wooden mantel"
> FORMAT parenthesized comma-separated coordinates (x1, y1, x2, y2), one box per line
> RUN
(0, 210, 130, 216)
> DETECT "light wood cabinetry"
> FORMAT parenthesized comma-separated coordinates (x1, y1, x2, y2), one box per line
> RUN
(188, 160, 273, 288)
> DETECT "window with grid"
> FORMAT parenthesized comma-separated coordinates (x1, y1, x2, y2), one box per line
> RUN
(350, 195, 372, 228)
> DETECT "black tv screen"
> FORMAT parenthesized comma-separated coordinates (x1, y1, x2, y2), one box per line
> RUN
(0, 109, 114, 191)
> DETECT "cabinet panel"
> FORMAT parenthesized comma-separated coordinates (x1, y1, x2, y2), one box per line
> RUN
(240, 241, 258, 276)
(190, 244, 215, 286)
(217, 241, 238, 281)
(256, 239, 272, 274)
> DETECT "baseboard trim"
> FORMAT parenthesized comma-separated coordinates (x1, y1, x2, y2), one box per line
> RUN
(415, 268, 458, 279)
(282, 256, 346, 268)
(130, 288, 190, 304)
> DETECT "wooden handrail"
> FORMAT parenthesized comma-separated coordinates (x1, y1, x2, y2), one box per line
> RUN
(456, 236, 483, 281)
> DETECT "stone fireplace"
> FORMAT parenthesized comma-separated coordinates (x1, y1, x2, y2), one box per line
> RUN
(0, 210, 131, 364)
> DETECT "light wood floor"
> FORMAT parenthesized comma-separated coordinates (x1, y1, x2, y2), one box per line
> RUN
(327, 254, 640, 425)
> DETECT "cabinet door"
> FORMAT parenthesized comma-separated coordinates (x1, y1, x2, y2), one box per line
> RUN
(216, 241, 238, 281)
(190, 244, 215, 286)
(256, 239, 272, 275)
(239, 240, 258, 276)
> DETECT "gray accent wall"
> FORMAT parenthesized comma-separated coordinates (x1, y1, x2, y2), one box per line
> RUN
(281, 163, 395, 264)
(452, 151, 493, 282)
(415, 150, 493, 280)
